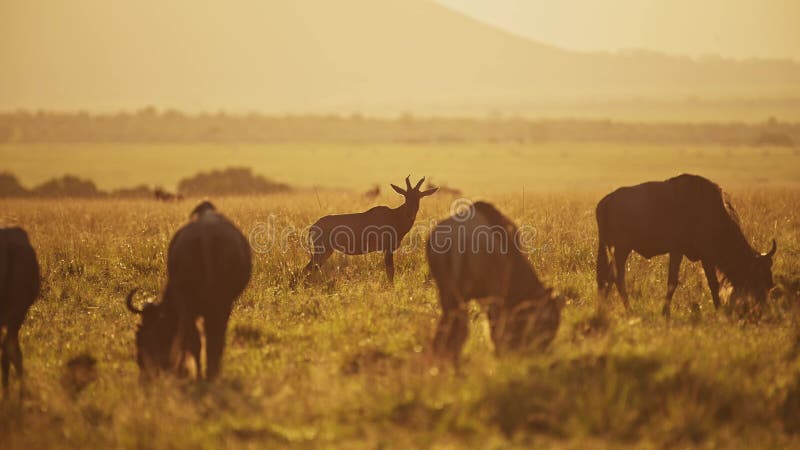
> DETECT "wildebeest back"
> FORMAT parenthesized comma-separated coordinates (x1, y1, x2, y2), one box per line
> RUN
(166, 212, 252, 312)
(0, 227, 40, 327)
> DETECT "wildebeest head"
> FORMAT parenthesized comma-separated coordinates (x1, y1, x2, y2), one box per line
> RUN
(742, 239, 777, 305)
(390, 176, 438, 214)
(126, 289, 179, 378)
(495, 288, 564, 354)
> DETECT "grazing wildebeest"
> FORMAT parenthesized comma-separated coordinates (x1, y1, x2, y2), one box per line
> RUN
(154, 187, 183, 202)
(364, 185, 380, 199)
(126, 201, 251, 380)
(426, 179, 462, 197)
(596, 174, 777, 319)
(0, 227, 40, 393)
(303, 176, 437, 283)
(426, 201, 562, 363)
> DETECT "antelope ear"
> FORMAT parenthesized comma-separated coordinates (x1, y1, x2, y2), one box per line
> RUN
(390, 184, 406, 195)
(420, 187, 439, 197)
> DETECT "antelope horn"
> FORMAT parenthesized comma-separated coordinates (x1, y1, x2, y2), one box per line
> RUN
(764, 239, 777, 258)
(414, 177, 425, 190)
(405, 175, 412, 190)
(126, 288, 144, 314)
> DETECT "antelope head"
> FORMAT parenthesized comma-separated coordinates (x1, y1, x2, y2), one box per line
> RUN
(390, 176, 438, 216)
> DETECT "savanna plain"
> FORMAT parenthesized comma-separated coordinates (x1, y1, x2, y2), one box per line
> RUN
(2, 142, 800, 449)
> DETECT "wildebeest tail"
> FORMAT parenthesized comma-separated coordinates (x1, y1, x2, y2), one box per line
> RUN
(595, 200, 614, 290)
(0, 238, 7, 296)
(201, 232, 215, 289)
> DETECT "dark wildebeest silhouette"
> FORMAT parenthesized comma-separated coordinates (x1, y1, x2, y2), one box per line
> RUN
(427, 202, 562, 363)
(0, 227, 40, 393)
(303, 176, 437, 283)
(364, 185, 380, 199)
(154, 187, 183, 202)
(596, 174, 777, 319)
(126, 201, 251, 380)
(426, 179, 461, 197)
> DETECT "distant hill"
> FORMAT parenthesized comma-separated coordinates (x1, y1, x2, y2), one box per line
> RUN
(2, 0, 799, 116)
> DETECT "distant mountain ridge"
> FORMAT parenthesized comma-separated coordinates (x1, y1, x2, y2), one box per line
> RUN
(2, 0, 799, 116)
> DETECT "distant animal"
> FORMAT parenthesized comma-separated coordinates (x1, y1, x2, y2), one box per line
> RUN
(364, 185, 380, 199)
(304, 176, 437, 283)
(154, 187, 183, 202)
(126, 201, 251, 380)
(596, 174, 777, 319)
(426, 179, 461, 197)
(61, 353, 97, 397)
(426, 202, 562, 363)
(0, 227, 40, 393)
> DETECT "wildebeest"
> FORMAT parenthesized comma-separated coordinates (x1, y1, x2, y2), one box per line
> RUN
(426, 202, 562, 363)
(0, 227, 40, 392)
(154, 187, 184, 202)
(126, 201, 251, 380)
(303, 176, 437, 283)
(596, 174, 777, 319)
(426, 179, 462, 197)
(364, 184, 380, 199)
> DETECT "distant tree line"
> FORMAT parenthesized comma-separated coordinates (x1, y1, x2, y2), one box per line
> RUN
(0, 167, 290, 198)
(0, 109, 796, 146)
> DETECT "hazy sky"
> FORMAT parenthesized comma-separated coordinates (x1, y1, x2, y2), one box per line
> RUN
(436, 0, 800, 60)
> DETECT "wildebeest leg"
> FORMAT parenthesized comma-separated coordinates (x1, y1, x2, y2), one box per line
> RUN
(663, 253, 682, 320)
(1, 328, 22, 393)
(433, 309, 469, 365)
(702, 261, 721, 310)
(1, 333, 9, 391)
(613, 248, 631, 310)
(180, 321, 202, 379)
(596, 243, 613, 298)
(432, 286, 469, 364)
(204, 311, 231, 380)
(384, 250, 395, 284)
(486, 300, 510, 354)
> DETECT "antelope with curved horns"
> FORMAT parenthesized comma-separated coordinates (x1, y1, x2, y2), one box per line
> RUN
(303, 176, 438, 283)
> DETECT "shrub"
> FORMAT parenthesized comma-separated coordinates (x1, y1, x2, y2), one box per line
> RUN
(31, 175, 103, 198)
(0, 172, 27, 197)
(177, 167, 290, 196)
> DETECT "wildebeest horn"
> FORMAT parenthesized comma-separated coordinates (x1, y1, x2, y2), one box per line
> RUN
(764, 239, 777, 258)
(405, 175, 412, 190)
(126, 288, 144, 314)
(414, 177, 425, 190)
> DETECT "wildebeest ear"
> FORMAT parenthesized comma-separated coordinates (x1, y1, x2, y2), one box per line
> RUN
(420, 187, 439, 197)
(390, 184, 407, 195)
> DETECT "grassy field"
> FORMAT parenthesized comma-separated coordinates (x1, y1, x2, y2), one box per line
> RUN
(1, 142, 799, 193)
(1, 143, 800, 448)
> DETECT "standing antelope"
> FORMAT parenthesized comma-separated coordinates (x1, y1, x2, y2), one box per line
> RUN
(303, 176, 437, 283)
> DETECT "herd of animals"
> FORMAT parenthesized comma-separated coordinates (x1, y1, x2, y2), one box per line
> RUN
(0, 173, 779, 390)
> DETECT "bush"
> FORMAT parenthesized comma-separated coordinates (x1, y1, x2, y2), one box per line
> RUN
(0, 172, 27, 197)
(177, 167, 290, 196)
(31, 175, 103, 198)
